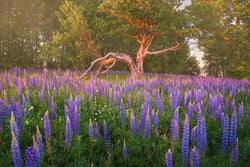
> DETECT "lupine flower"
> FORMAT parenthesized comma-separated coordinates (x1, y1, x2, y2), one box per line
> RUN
(130, 110, 135, 136)
(188, 102, 194, 119)
(229, 109, 237, 152)
(120, 98, 125, 128)
(10, 112, 19, 143)
(182, 115, 190, 167)
(145, 111, 150, 140)
(0, 102, 7, 133)
(51, 98, 56, 120)
(103, 120, 107, 141)
(221, 114, 229, 155)
(74, 105, 79, 135)
(89, 119, 94, 139)
(230, 138, 239, 166)
(191, 126, 197, 143)
(36, 125, 43, 163)
(64, 105, 69, 121)
(190, 145, 199, 167)
(128, 93, 131, 109)
(171, 119, 179, 142)
(44, 111, 51, 155)
(26, 145, 37, 167)
(154, 110, 159, 132)
(106, 135, 112, 148)
(11, 132, 22, 167)
(238, 102, 244, 118)
(166, 149, 173, 167)
(137, 91, 140, 107)
(66, 116, 72, 148)
(123, 139, 127, 158)
(174, 107, 179, 125)
(95, 122, 99, 145)
(16, 102, 23, 132)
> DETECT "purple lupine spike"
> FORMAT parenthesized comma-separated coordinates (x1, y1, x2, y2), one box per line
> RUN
(53, 86, 57, 99)
(190, 145, 199, 167)
(44, 111, 51, 155)
(229, 109, 237, 152)
(123, 139, 127, 158)
(26, 145, 37, 167)
(66, 116, 72, 148)
(137, 91, 140, 107)
(26, 90, 30, 104)
(238, 102, 244, 118)
(230, 138, 239, 166)
(188, 102, 193, 119)
(64, 105, 69, 121)
(47, 91, 51, 108)
(120, 98, 125, 128)
(128, 93, 131, 109)
(182, 115, 190, 167)
(16, 104, 23, 132)
(74, 105, 79, 135)
(103, 120, 107, 141)
(221, 114, 229, 155)
(113, 90, 117, 110)
(171, 119, 179, 142)
(89, 119, 94, 139)
(0, 103, 7, 133)
(130, 110, 135, 136)
(109, 88, 112, 109)
(11, 132, 22, 167)
(191, 126, 197, 143)
(10, 112, 19, 143)
(202, 116, 207, 153)
(36, 125, 43, 163)
(166, 149, 173, 167)
(17, 77, 22, 103)
(11, 96, 16, 116)
(51, 98, 56, 120)
(174, 107, 179, 125)
(145, 111, 150, 140)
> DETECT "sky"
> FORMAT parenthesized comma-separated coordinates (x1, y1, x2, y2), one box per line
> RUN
(180, 0, 205, 68)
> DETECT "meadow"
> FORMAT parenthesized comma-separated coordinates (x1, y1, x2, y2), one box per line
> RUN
(0, 68, 249, 167)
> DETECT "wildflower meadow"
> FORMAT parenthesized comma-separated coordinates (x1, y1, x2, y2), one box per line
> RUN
(0, 68, 249, 166)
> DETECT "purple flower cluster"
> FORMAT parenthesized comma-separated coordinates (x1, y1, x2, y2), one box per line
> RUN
(229, 110, 237, 152)
(11, 132, 22, 167)
(166, 149, 173, 167)
(190, 145, 199, 167)
(44, 111, 51, 155)
(123, 139, 127, 158)
(221, 114, 229, 155)
(182, 115, 190, 167)
(25, 146, 38, 167)
(66, 116, 72, 148)
(145, 111, 150, 140)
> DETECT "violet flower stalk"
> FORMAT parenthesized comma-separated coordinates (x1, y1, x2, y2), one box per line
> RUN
(10, 112, 19, 143)
(36, 125, 43, 163)
(190, 145, 199, 167)
(145, 111, 150, 140)
(182, 115, 190, 167)
(0, 102, 7, 133)
(130, 110, 135, 136)
(25, 146, 37, 167)
(230, 138, 239, 166)
(120, 98, 125, 128)
(123, 139, 127, 158)
(171, 119, 179, 142)
(229, 110, 237, 152)
(11, 132, 22, 167)
(74, 105, 79, 135)
(166, 149, 173, 167)
(66, 116, 72, 148)
(221, 114, 229, 155)
(154, 110, 159, 132)
(44, 111, 51, 155)
(51, 98, 56, 120)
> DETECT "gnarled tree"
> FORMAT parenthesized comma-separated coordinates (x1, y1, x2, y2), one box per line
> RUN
(80, 0, 187, 79)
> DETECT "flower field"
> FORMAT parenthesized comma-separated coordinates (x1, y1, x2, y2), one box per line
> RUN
(0, 68, 249, 166)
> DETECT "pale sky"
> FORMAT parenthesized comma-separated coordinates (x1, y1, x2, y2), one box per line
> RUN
(180, 0, 205, 68)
